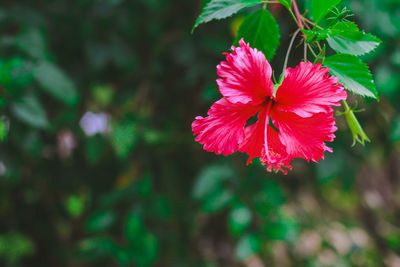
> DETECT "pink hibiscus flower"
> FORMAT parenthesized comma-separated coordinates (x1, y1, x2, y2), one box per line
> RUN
(192, 39, 347, 174)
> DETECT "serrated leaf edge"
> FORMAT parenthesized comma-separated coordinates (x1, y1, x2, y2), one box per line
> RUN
(192, 0, 262, 33)
(324, 54, 378, 100)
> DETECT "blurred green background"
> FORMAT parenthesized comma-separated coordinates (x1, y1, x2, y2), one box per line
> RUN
(0, 0, 400, 266)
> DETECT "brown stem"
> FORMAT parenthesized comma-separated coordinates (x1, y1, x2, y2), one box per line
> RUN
(282, 29, 301, 75)
(291, 0, 304, 29)
(302, 17, 323, 29)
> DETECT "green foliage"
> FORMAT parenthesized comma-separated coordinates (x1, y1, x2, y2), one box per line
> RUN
(323, 54, 378, 98)
(125, 213, 143, 243)
(192, 164, 234, 200)
(0, 58, 33, 91)
(312, 0, 342, 23)
(235, 234, 261, 262)
(110, 120, 137, 158)
(122, 212, 159, 265)
(192, 0, 262, 31)
(92, 85, 114, 108)
(0, 233, 35, 265)
(131, 232, 159, 266)
(66, 195, 85, 218)
(0, 120, 7, 141)
(10, 93, 49, 128)
(252, 179, 285, 215)
(304, 21, 381, 56)
(33, 61, 78, 106)
(327, 21, 381, 56)
(0, 0, 397, 266)
(263, 212, 299, 242)
(302, 29, 331, 43)
(277, 0, 291, 10)
(78, 237, 117, 259)
(192, 164, 235, 213)
(86, 211, 116, 232)
(16, 28, 48, 60)
(228, 203, 252, 235)
(202, 188, 234, 213)
(235, 9, 280, 60)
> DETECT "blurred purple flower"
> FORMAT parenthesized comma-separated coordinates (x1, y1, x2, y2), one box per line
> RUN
(79, 111, 110, 136)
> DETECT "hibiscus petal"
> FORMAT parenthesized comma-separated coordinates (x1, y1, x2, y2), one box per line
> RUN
(239, 109, 293, 174)
(238, 110, 266, 164)
(192, 98, 260, 156)
(216, 39, 274, 105)
(271, 109, 337, 162)
(275, 62, 347, 117)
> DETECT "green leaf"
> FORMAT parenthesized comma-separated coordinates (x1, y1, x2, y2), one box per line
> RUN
(33, 61, 78, 106)
(330, 20, 361, 37)
(66, 195, 85, 218)
(114, 247, 131, 265)
(11, 93, 49, 128)
(110, 120, 137, 158)
(86, 211, 116, 232)
(137, 232, 159, 265)
(153, 196, 172, 219)
(302, 29, 330, 43)
(92, 85, 114, 107)
(0, 233, 35, 264)
(263, 214, 299, 242)
(0, 120, 6, 141)
(302, 21, 381, 56)
(234, 9, 280, 60)
(312, 0, 341, 23)
(123, 212, 159, 265)
(16, 28, 48, 60)
(201, 188, 234, 213)
(192, 0, 262, 32)
(202, 0, 212, 7)
(327, 21, 381, 56)
(235, 234, 261, 262)
(327, 35, 380, 56)
(125, 213, 143, 244)
(0, 58, 34, 91)
(323, 54, 377, 99)
(129, 231, 159, 266)
(192, 164, 234, 199)
(384, 231, 400, 250)
(277, 0, 291, 10)
(79, 237, 117, 258)
(138, 175, 152, 197)
(252, 180, 285, 215)
(228, 204, 252, 235)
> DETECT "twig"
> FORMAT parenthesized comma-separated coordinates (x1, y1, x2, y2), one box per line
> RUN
(291, 0, 304, 29)
(302, 17, 323, 30)
(307, 43, 319, 60)
(282, 29, 301, 75)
